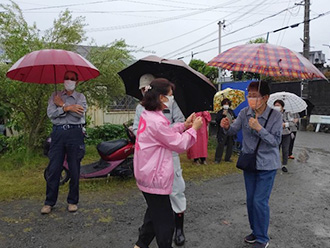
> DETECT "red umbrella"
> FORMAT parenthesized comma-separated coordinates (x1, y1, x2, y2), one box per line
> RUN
(6, 49, 100, 84)
(207, 43, 327, 80)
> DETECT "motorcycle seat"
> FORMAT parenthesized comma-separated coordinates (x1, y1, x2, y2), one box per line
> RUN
(97, 139, 128, 156)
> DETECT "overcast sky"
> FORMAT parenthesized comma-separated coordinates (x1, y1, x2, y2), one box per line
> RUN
(2, 0, 330, 65)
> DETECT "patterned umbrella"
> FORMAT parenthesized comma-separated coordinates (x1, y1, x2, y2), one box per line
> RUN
(207, 43, 327, 80)
(267, 92, 307, 113)
(213, 88, 245, 111)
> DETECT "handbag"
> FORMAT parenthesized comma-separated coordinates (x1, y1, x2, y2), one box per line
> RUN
(236, 109, 273, 172)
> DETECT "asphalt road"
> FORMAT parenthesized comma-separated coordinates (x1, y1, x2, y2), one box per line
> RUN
(0, 131, 329, 248)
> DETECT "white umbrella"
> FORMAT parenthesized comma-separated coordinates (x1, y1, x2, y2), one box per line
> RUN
(268, 92, 307, 113)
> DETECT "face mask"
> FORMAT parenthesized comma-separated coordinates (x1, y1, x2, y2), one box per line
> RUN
(163, 95, 174, 109)
(248, 97, 263, 110)
(274, 106, 282, 112)
(64, 80, 76, 91)
(223, 105, 229, 110)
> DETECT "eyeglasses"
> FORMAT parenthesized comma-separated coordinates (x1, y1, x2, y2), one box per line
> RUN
(247, 95, 262, 99)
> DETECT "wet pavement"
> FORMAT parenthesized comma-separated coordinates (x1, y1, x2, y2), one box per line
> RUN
(0, 131, 330, 248)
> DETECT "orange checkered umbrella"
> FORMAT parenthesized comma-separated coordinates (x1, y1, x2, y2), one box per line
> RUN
(207, 43, 327, 80)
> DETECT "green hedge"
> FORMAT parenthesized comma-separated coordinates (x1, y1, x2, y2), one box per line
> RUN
(86, 124, 127, 145)
(0, 135, 8, 154)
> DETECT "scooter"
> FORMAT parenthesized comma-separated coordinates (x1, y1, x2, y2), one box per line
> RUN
(44, 124, 135, 185)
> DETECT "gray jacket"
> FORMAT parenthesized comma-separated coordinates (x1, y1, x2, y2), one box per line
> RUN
(132, 100, 185, 135)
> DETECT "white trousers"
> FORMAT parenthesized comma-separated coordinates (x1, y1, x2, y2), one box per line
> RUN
(170, 154, 186, 213)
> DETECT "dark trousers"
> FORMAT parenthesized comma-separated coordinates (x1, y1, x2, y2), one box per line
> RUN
(289, 131, 297, 156)
(45, 128, 85, 206)
(136, 192, 174, 248)
(215, 134, 233, 162)
(280, 134, 291, 166)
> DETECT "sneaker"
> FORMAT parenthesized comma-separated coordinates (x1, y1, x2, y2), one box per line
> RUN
(68, 204, 78, 212)
(214, 160, 220, 164)
(244, 233, 256, 244)
(41, 205, 52, 214)
(282, 166, 288, 173)
(288, 155, 295, 159)
(252, 242, 269, 248)
(224, 159, 233, 163)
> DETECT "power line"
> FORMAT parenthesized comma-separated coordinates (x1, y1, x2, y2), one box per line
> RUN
(163, 0, 274, 58)
(154, 0, 212, 7)
(222, 4, 300, 38)
(165, 3, 301, 59)
(86, 0, 238, 32)
(145, 0, 284, 49)
(23, 8, 202, 14)
(177, 32, 269, 59)
(21, 0, 121, 11)
(175, 9, 330, 60)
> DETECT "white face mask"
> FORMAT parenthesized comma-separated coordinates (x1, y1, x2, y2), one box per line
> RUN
(64, 80, 76, 91)
(163, 95, 174, 109)
(223, 105, 229, 110)
(274, 106, 282, 112)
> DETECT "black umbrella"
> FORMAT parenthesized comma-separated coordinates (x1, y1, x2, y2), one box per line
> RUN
(299, 98, 315, 117)
(118, 55, 217, 117)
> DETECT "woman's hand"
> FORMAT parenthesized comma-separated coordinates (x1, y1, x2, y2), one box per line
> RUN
(249, 117, 262, 132)
(192, 116, 203, 130)
(220, 117, 230, 130)
(184, 113, 196, 129)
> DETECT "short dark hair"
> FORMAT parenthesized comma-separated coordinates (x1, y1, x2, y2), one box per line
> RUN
(64, 71, 79, 80)
(247, 80, 270, 96)
(221, 98, 231, 106)
(274, 99, 285, 108)
(141, 78, 175, 111)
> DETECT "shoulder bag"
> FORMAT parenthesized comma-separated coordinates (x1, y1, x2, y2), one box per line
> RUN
(236, 109, 273, 172)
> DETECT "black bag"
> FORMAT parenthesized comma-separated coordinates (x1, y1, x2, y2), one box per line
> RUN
(236, 109, 273, 172)
(236, 152, 258, 172)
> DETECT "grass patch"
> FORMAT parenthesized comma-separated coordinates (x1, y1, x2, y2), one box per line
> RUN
(0, 143, 240, 202)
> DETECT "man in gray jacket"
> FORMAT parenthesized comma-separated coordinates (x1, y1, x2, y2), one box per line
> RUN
(133, 74, 186, 246)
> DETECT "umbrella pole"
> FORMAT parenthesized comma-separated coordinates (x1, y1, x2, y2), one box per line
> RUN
(53, 65, 57, 95)
(253, 79, 262, 118)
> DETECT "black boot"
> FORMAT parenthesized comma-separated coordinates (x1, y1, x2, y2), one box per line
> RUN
(174, 212, 185, 246)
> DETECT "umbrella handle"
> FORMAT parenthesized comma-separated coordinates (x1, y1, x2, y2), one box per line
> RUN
(53, 64, 58, 95)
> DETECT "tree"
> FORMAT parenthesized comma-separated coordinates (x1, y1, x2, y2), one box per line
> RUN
(78, 40, 133, 109)
(0, 1, 133, 150)
(248, 37, 267, 44)
(188, 59, 218, 84)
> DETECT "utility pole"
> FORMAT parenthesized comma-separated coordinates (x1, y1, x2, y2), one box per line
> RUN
(217, 20, 225, 91)
(303, 0, 310, 59)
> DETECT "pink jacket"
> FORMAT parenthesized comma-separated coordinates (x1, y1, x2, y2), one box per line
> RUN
(134, 110, 197, 195)
(187, 111, 211, 159)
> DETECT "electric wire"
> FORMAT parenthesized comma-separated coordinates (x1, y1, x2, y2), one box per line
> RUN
(175, 9, 330, 60)
(163, 0, 276, 58)
(86, 0, 239, 32)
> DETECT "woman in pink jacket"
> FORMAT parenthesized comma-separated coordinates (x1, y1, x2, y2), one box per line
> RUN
(134, 78, 202, 248)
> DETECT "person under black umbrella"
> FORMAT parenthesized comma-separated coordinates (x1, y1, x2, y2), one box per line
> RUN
(133, 74, 187, 246)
